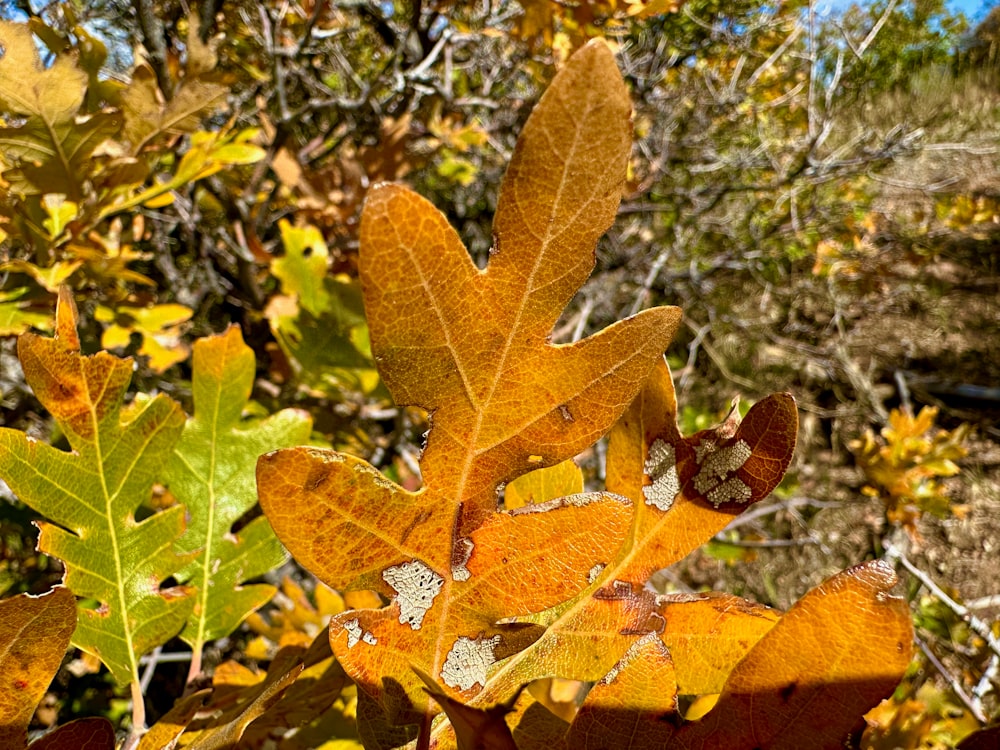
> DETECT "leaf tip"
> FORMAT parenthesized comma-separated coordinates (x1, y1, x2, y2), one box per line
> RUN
(55, 286, 80, 351)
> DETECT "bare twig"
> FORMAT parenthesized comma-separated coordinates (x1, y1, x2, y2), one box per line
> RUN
(915, 635, 988, 723)
(713, 536, 819, 548)
(857, 0, 900, 58)
(139, 646, 161, 694)
(746, 22, 803, 90)
(885, 544, 1000, 666)
(677, 320, 710, 392)
(721, 496, 844, 532)
(973, 652, 999, 715)
(967, 595, 1000, 611)
(132, 0, 173, 98)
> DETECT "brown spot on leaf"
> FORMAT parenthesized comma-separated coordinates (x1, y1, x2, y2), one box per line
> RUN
(305, 464, 330, 492)
(779, 682, 798, 703)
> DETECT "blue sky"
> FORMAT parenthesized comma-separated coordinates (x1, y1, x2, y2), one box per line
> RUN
(816, 0, 994, 21)
(934, 0, 991, 20)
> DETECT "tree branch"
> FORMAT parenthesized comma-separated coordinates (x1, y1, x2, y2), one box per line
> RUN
(132, 0, 173, 99)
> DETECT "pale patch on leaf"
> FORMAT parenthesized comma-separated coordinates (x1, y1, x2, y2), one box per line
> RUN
(706, 476, 753, 507)
(345, 618, 378, 648)
(693, 439, 753, 495)
(383, 560, 444, 630)
(441, 635, 503, 691)
(643, 439, 680, 511)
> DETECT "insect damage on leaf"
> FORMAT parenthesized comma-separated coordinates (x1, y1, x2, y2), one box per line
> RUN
(458, 360, 800, 718)
(345, 618, 379, 648)
(441, 635, 504, 691)
(451, 537, 475, 582)
(382, 560, 444, 629)
(693, 438, 754, 507)
(643, 439, 680, 511)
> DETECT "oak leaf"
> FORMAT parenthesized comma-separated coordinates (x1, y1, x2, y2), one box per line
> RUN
(0, 290, 194, 686)
(567, 631, 680, 748)
(139, 630, 360, 750)
(0, 22, 120, 199)
(469, 357, 796, 706)
(120, 63, 227, 155)
(0, 287, 52, 335)
(259, 38, 680, 736)
(96, 301, 193, 372)
(851, 405, 970, 533)
(417, 669, 520, 750)
(174, 665, 303, 750)
(670, 560, 913, 749)
(547, 561, 911, 749)
(265, 221, 379, 396)
(27, 718, 116, 750)
(504, 460, 583, 510)
(164, 325, 312, 670)
(0, 587, 76, 749)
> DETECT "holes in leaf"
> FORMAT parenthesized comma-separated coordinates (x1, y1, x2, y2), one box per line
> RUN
(382, 559, 443, 630)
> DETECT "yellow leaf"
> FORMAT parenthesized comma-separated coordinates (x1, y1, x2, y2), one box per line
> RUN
(0, 260, 82, 293)
(505, 459, 584, 509)
(0, 588, 76, 748)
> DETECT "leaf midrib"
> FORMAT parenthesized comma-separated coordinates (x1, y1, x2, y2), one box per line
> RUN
(450, 86, 596, 505)
(89, 361, 140, 685)
(197, 359, 224, 653)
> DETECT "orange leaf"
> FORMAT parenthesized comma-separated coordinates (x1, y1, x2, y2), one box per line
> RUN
(135, 692, 205, 750)
(657, 592, 779, 695)
(505, 690, 571, 750)
(357, 40, 679, 532)
(0, 587, 76, 749)
(473, 359, 795, 702)
(674, 560, 913, 749)
(417, 668, 519, 750)
(320, 489, 632, 725)
(259, 39, 678, 734)
(505, 460, 583, 510)
(567, 632, 680, 748)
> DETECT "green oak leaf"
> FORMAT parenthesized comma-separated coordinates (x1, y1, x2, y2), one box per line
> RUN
(0, 291, 194, 686)
(165, 325, 312, 663)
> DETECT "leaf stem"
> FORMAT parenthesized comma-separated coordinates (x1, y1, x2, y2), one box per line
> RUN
(186, 646, 203, 687)
(127, 679, 147, 750)
(417, 708, 433, 750)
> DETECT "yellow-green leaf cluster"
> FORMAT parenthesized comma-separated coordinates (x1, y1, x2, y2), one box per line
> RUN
(851, 406, 971, 531)
(0, 18, 261, 324)
(265, 220, 380, 397)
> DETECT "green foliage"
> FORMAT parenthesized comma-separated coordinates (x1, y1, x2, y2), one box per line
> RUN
(0, 293, 192, 687)
(0, 17, 261, 342)
(266, 221, 380, 397)
(0, 293, 322, 742)
(851, 406, 970, 532)
(165, 326, 312, 669)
